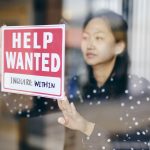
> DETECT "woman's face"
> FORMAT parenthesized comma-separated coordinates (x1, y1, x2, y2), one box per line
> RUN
(81, 18, 118, 66)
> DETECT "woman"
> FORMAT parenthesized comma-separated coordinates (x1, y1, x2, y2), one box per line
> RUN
(57, 10, 150, 149)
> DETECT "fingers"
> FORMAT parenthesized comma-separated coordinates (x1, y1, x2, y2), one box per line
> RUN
(57, 97, 67, 111)
(0, 28, 1, 48)
(57, 99, 64, 110)
(70, 102, 77, 113)
(0, 25, 7, 48)
(57, 96, 72, 113)
(63, 96, 72, 113)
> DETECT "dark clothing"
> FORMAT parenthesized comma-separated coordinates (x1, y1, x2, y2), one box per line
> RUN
(0, 87, 58, 118)
(67, 74, 150, 150)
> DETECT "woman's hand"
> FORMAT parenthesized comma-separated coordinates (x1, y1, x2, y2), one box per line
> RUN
(0, 25, 6, 48)
(57, 96, 95, 136)
(0, 27, 2, 80)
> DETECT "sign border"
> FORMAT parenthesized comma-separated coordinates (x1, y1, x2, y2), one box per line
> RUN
(1, 24, 65, 99)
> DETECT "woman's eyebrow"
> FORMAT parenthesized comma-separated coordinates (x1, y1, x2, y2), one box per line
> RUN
(83, 31, 105, 35)
(94, 31, 105, 34)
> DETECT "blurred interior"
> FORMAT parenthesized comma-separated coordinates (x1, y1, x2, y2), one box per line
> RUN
(0, 0, 150, 150)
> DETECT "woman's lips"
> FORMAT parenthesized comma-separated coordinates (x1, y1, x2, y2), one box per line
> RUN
(86, 52, 96, 58)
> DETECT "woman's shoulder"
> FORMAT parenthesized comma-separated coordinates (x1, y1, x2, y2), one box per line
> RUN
(127, 74, 150, 97)
(66, 72, 88, 87)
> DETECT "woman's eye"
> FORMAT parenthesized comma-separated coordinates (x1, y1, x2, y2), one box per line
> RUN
(95, 36, 103, 40)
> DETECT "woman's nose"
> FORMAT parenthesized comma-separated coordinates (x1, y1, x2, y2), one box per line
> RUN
(87, 38, 94, 49)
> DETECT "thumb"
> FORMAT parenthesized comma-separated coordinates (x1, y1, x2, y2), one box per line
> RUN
(58, 117, 66, 125)
(58, 117, 69, 126)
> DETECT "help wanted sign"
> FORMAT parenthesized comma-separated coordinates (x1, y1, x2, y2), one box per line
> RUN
(1, 24, 65, 99)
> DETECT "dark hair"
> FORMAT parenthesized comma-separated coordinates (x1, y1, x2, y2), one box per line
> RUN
(83, 10, 130, 97)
